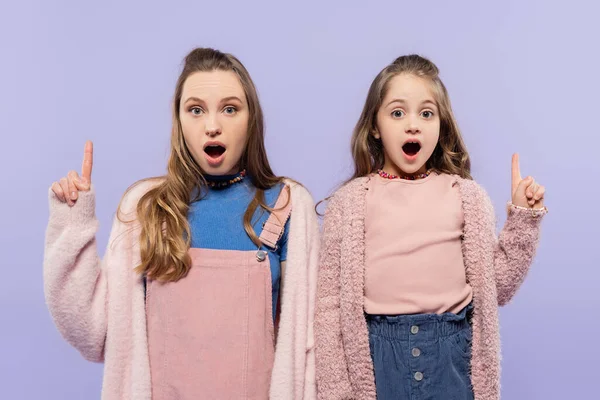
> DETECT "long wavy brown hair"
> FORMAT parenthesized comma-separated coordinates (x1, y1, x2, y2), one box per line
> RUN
(119, 48, 288, 282)
(350, 54, 471, 182)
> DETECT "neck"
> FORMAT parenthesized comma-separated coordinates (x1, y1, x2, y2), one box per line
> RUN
(203, 169, 247, 188)
(204, 170, 242, 182)
(378, 166, 432, 180)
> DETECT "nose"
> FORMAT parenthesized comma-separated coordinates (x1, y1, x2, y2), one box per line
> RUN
(405, 115, 421, 135)
(205, 114, 221, 137)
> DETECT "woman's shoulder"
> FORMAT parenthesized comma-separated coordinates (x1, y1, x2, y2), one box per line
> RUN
(282, 179, 315, 209)
(118, 176, 165, 217)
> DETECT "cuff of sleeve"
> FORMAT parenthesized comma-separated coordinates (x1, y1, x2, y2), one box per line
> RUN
(506, 201, 548, 219)
(48, 185, 97, 227)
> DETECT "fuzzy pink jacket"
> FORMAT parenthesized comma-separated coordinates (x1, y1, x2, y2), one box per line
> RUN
(314, 176, 547, 400)
(43, 179, 320, 400)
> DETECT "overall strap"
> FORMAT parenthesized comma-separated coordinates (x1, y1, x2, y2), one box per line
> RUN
(259, 185, 292, 249)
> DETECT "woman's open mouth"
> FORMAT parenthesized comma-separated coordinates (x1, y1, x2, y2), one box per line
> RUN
(203, 142, 227, 167)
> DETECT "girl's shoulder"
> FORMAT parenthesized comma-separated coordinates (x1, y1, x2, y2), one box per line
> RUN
(330, 176, 370, 202)
(451, 175, 492, 204)
(319, 176, 370, 217)
(449, 175, 497, 219)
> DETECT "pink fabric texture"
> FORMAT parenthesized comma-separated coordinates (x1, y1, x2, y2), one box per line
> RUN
(147, 188, 290, 399)
(43, 179, 319, 399)
(314, 175, 547, 400)
(147, 248, 276, 399)
(261, 187, 293, 249)
(364, 172, 473, 315)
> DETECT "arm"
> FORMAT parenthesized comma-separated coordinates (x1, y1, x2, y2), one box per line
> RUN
(283, 186, 320, 400)
(491, 153, 548, 306)
(303, 201, 320, 400)
(314, 195, 353, 399)
(493, 201, 547, 306)
(43, 187, 131, 362)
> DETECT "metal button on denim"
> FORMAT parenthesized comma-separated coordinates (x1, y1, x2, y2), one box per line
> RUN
(367, 303, 475, 399)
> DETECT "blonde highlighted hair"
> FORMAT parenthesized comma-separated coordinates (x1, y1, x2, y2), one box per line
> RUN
(119, 48, 288, 282)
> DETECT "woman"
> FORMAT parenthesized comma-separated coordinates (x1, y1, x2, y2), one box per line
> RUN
(44, 47, 319, 400)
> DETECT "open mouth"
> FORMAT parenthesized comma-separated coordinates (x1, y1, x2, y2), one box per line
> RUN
(402, 141, 421, 156)
(203, 143, 226, 159)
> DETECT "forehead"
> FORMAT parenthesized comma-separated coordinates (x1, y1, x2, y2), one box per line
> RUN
(383, 73, 437, 103)
(181, 70, 245, 100)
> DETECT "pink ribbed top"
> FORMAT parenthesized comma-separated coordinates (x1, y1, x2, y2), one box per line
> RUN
(364, 172, 473, 315)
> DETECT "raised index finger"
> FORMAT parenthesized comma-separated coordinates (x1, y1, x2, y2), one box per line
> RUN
(81, 140, 93, 182)
(511, 153, 521, 193)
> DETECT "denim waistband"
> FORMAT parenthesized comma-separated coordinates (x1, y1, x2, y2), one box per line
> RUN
(366, 303, 473, 340)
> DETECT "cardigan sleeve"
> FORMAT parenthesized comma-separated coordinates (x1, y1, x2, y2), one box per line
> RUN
(477, 184, 547, 306)
(302, 189, 320, 400)
(43, 185, 140, 362)
(44, 187, 109, 362)
(269, 182, 320, 399)
(314, 194, 354, 399)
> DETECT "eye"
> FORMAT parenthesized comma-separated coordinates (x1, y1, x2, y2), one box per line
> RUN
(223, 106, 237, 115)
(189, 106, 203, 115)
(421, 110, 434, 119)
(391, 109, 404, 118)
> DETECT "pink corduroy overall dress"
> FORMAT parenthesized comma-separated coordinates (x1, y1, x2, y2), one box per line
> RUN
(146, 188, 292, 399)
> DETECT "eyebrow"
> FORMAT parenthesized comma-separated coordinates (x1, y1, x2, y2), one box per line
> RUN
(385, 98, 437, 108)
(183, 96, 244, 105)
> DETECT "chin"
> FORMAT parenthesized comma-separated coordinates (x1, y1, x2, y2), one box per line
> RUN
(391, 160, 423, 175)
(401, 165, 421, 174)
(402, 156, 429, 174)
(206, 160, 243, 175)
(201, 166, 230, 176)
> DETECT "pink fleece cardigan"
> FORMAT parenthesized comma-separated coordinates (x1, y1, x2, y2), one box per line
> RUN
(314, 176, 547, 400)
(43, 179, 320, 400)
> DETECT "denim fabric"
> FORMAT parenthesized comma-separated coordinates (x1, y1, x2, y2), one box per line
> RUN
(367, 303, 474, 400)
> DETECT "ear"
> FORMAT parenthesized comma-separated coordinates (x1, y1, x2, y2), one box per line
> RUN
(371, 129, 381, 139)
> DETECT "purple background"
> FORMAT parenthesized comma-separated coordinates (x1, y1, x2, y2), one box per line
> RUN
(1, 0, 598, 398)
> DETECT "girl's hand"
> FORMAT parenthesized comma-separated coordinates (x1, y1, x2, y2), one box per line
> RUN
(511, 153, 545, 209)
(51, 141, 93, 207)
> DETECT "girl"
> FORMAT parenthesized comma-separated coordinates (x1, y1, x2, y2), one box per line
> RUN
(314, 55, 547, 400)
(44, 48, 319, 400)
